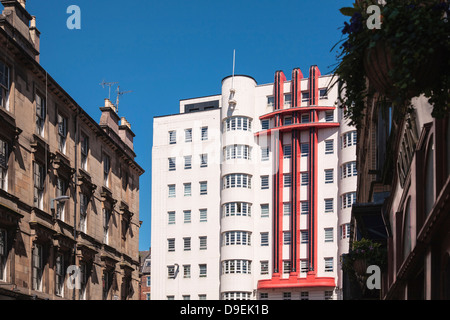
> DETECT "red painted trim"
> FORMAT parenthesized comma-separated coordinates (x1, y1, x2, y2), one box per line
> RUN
(255, 122, 339, 137)
(277, 135, 284, 275)
(259, 106, 335, 120)
(258, 274, 335, 290)
(274, 71, 287, 110)
(291, 68, 303, 108)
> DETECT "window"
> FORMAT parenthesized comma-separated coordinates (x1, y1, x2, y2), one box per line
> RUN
(168, 157, 176, 171)
(222, 292, 251, 300)
(223, 174, 252, 189)
(283, 232, 291, 245)
(324, 228, 334, 243)
(341, 192, 357, 209)
(261, 119, 269, 130)
(146, 276, 151, 287)
(301, 92, 309, 102)
(324, 169, 334, 184)
(103, 208, 111, 244)
(284, 117, 293, 126)
(182, 295, 190, 300)
(260, 292, 268, 300)
(185, 129, 192, 142)
(183, 265, 191, 278)
(301, 143, 309, 157)
(425, 139, 435, 216)
(284, 94, 292, 107)
(57, 113, 67, 154)
(223, 202, 252, 217)
(222, 260, 252, 274)
(301, 172, 309, 186)
(200, 181, 207, 195)
(301, 292, 309, 300)
(283, 292, 291, 300)
(325, 291, 333, 300)
(301, 113, 310, 123)
(325, 111, 334, 122)
(79, 193, 88, 233)
(261, 147, 269, 161)
(200, 154, 208, 167)
(284, 174, 292, 187)
(324, 198, 334, 213)
(0, 62, 10, 110)
(36, 93, 46, 137)
(224, 116, 252, 132)
(184, 210, 191, 223)
(283, 202, 291, 215)
(199, 264, 207, 278)
(260, 233, 269, 246)
(224, 145, 251, 160)
(0, 139, 8, 191)
(261, 204, 269, 218)
(223, 231, 251, 246)
(167, 238, 175, 252)
(325, 140, 334, 154)
(167, 266, 175, 279)
(198, 294, 207, 300)
(199, 209, 207, 222)
(183, 237, 191, 251)
(267, 96, 275, 107)
(324, 258, 334, 272)
(79, 262, 88, 300)
(80, 134, 89, 171)
(340, 223, 350, 239)
(0, 228, 6, 281)
(56, 177, 68, 220)
(103, 154, 110, 187)
(32, 244, 43, 291)
(342, 131, 357, 148)
(168, 184, 176, 198)
(341, 161, 357, 179)
(300, 260, 309, 273)
(184, 183, 191, 196)
(53, 255, 64, 298)
(301, 201, 309, 214)
(169, 130, 176, 144)
(283, 260, 291, 274)
(168, 211, 175, 225)
(319, 88, 328, 100)
(260, 261, 269, 275)
(283, 145, 292, 159)
(184, 156, 192, 170)
(261, 176, 269, 190)
(201, 127, 208, 141)
(33, 162, 45, 210)
(199, 236, 207, 250)
(301, 231, 309, 244)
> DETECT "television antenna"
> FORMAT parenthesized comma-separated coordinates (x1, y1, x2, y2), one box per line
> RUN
(116, 86, 132, 113)
(100, 80, 119, 100)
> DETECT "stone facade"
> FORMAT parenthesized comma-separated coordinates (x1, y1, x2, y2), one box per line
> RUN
(0, 0, 144, 300)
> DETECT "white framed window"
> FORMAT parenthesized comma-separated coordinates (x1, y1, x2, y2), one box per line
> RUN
(0, 139, 8, 192)
(319, 88, 328, 100)
(199, 236, 207, 250)
(283, 145, 292, 159)
(80, 134, 89, 171)
(222, 202, 251, 217)
(260, 292, 269, 300)
(183, 265, 191, 278)
(260, 261, 269, 275)
(284, 94, 292, 107)
(185, 128, 192, 142)
(184, 156, 192, 170)
(33, 162, 45, 210)
(324, 228, 334, 243)
(301, 113, 310, 123)
(301, 231, 309, 244)
(224, 145, 251, 160)
(168, 157, 176, 171)
(223, 231, 251, 246)
(32, 243, 43, 291)
(261, 204, 269, 218)
(267, 96, 275, 108)
(56, 177, 68, 221)
(324, 258, 334, 272)
(325, 139, 334, 154)
(341, 161, 357, 179)
(301, 92, 309, 102)
(222, 260, 252, 275)
(340, 223, 351, 239)
(0, 62, 10, 110)
(57, 113, 67, 154)
(300, 260, 309, 273)
(201, 126, 208, 141)
(301, 201, 309, 214)
(324, 198, 334, 213)
(169, 130, 176, 144)
(168, 184, 176, 198)
(35, 93, 46, 137)
(284, 117, 293, 126)
(325, 111, 334, 122)
(167, 266, 175, 279)
(199, 209, 207, 222)
(301, 172, 309, 186)
(184, 210, 191, 223)
(223, 174, 252, 189)
(199, 264, 207, 278)
(261, 119, 270, 130)
(200, 181, 207, 195)
(183, 237, 191, 251)
(300, 143, 309, 157)
(283, 232, 291, 245)
(0, 228, 7, 281)
(283, 202, 291, 215)
(200, 154, 208, 167)
(224, 116, 252, 132)
(79, 193, 88, 233)
(167, 211, 175, 225)
(260, 232, 269, 246)
(103, 154, 110, 187)
(283, 174, 292, 187)
(261, 176, 269, 190)
(184, 183, 192, 196)
(167, 238, 175, 252)
(261, 147, 269, 161)
(341, 131, 357, 148)
(324, 169, 334, 184)
(222, 292, 251, 300)
(341, 192, 356, 209)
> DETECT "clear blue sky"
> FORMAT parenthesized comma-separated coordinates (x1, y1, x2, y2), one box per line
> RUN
(20, 0, 352, 251)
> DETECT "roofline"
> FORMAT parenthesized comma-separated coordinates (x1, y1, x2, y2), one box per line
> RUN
(221, 74, 257, 84)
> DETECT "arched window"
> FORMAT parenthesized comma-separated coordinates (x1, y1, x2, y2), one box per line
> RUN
(402, 198, 411, 261)
(424, 136, 435, 217)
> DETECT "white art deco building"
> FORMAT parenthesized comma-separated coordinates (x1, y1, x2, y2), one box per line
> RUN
(151, 65, 357, 300)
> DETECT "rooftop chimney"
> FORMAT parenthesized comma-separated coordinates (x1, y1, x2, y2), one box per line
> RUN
(119, 117, 135, 151)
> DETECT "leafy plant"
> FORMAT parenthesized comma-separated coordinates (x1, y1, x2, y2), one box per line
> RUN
(342, 238, 387, 273)
(332, 0, 450, 128)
